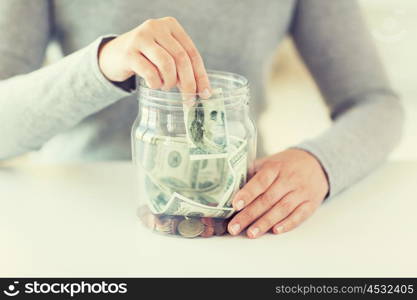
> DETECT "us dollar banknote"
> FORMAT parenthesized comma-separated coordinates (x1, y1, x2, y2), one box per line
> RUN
(138, 133, 227, 196)
(135, 96, 249, 219)
(162, 192, 234, 218)
(184, 89, 230, 160)
(218, 137, 248, 208)
(138, 137, 248, 218)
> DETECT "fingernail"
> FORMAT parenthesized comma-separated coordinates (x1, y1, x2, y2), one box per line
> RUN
(275, 226, 284, 234)
(230, 223, 240, 235)
(235, 200, 245, 211)
(249, 227, 260, 238)
(200, 88, 211, 99)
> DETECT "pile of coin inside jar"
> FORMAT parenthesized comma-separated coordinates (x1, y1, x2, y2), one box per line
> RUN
(138, 205, 229, 238)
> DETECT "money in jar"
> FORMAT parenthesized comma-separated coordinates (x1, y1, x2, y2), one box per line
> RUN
(132, 71, 257, 238)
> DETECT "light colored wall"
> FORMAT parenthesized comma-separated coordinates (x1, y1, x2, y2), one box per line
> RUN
(263, 0, 417, 160)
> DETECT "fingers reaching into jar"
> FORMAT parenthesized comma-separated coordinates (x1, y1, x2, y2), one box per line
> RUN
(98, 17, 211, 98)
(227, 149, 329, 239)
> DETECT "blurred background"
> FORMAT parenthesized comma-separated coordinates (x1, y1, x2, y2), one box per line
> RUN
(6, 0, 417, 163)
(261, 0, 417, 160)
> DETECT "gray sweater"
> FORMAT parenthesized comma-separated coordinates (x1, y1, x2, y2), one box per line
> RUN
(0, 0, 404, 198)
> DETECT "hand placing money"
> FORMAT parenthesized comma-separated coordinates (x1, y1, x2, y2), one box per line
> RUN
(98, 16, 211, 97)
(227, 149, 329, 239)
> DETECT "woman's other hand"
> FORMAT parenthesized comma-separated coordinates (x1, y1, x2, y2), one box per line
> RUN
(228, 149, 329, 238)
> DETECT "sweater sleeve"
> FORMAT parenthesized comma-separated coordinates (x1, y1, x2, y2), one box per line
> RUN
(290, 0, 404, 198)
(0, 1, 130, 160)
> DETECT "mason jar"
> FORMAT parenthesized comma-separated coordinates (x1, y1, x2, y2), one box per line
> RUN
(132, 70, 256, 238)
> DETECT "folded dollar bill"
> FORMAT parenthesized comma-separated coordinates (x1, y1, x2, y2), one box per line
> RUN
(184, 88, 230, 160)
(136, 133, 248, 219)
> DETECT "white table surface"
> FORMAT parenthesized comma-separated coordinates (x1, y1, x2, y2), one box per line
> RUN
(0, 161, 416, 277)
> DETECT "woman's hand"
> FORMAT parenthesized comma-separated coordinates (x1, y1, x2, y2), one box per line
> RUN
(228, 149, 329, 238)
(98, 17, 211, 97)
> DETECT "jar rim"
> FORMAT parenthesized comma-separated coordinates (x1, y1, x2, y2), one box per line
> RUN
(137, 69, 249, 102)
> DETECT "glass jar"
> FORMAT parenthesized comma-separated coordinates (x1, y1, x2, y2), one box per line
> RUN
(132, 70, 256, 238)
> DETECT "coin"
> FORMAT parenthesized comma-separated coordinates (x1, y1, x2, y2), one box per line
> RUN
(178, 218, 205, 238)
(155, 215, 180, 235)
(214, 219, 228, 236)
(200, 225, 215, 238)
(138, 206, 156, 230)
(201, 217, 214, 227)
(143, 213, 157, 230)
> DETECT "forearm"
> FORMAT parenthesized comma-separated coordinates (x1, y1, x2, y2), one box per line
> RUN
(288, 0, 405, 197)
(295, 92, 404, 198)
(0, 37, 130, 159)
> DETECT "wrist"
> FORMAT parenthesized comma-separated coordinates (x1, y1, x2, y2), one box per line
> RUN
(289, 148, 330, 199)
(98, 36, 116, 80)
(98, 36, 136, 92)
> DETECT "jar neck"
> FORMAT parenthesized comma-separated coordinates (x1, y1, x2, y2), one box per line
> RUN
(138, 88, 250, 110)
(137, 102, 186, 135)
(136, 70, 250, 109)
